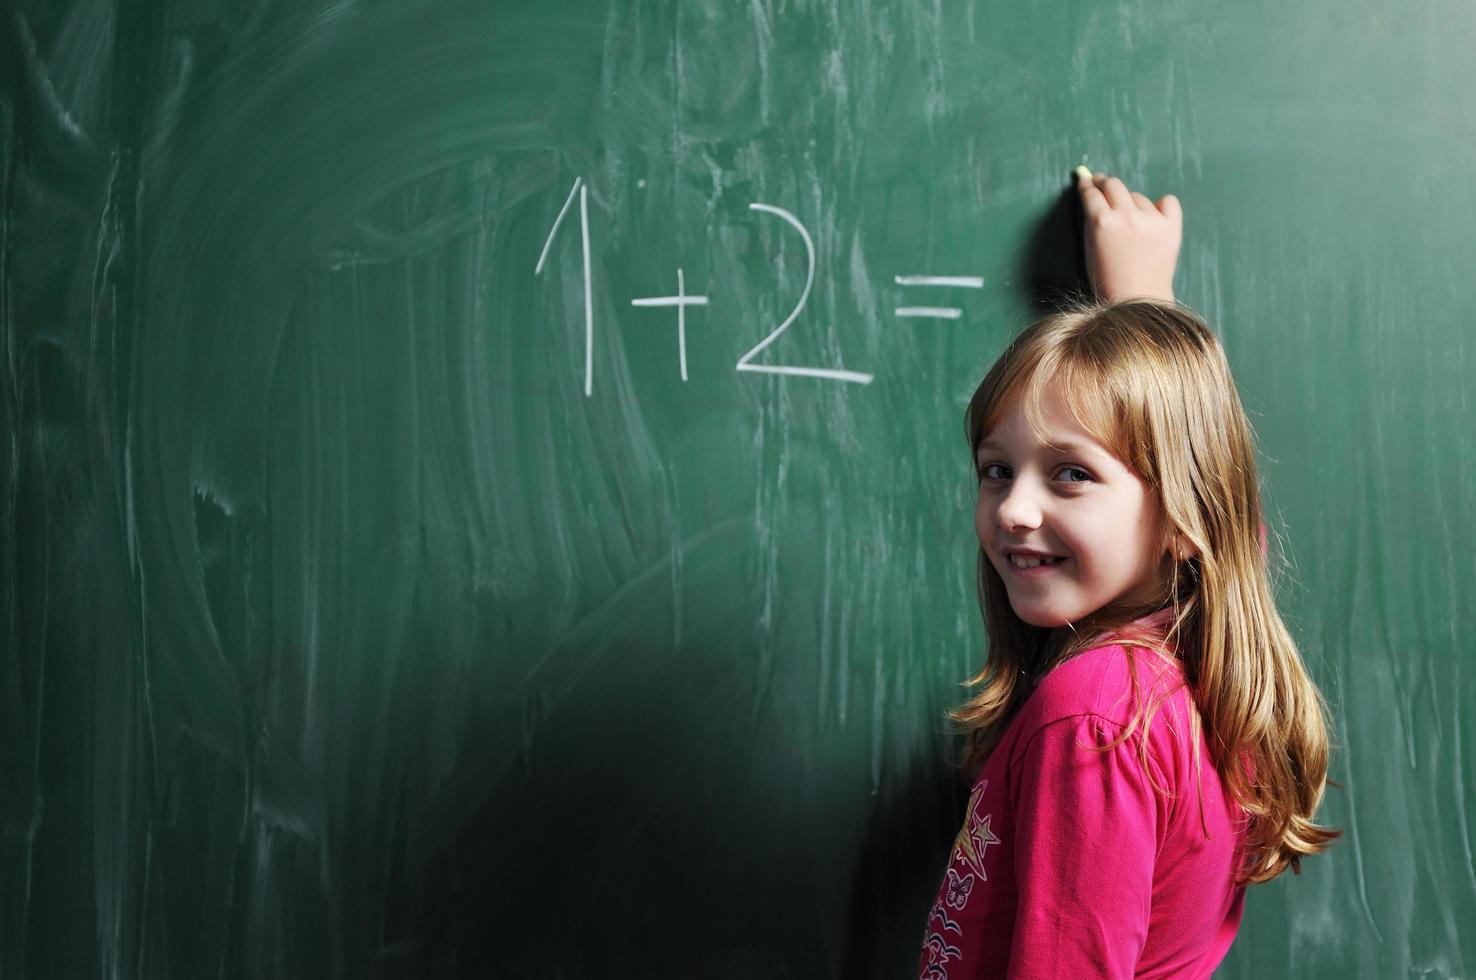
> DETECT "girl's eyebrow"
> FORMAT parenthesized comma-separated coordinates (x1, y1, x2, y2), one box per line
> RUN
(976, 437, 1104, 457)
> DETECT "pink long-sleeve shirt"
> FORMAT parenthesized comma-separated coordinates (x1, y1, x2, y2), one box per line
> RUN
(918, 612, 1248, 979)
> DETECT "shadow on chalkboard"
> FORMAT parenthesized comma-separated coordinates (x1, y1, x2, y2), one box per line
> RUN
(838, 746, 970, 978)
(1015, 182, 1095, 314)
(391, 634, 886, 978)
(381, 659, 970, 978)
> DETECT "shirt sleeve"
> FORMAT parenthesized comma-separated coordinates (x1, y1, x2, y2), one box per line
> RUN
(1006, 713, 1162, 979)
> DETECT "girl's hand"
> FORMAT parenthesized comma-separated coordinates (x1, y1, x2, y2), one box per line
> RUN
(1075, 168, 1182, 304)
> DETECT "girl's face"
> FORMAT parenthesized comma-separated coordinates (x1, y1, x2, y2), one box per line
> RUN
(974, 383, 1174, 629)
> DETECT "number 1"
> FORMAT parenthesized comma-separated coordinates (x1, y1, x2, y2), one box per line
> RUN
(535, 177, 595, 397)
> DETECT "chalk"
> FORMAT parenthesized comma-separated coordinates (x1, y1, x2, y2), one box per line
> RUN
(1074, 164, 1093, 181)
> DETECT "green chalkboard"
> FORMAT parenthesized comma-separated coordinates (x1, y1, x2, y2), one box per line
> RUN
(3, 0, 1473, 976)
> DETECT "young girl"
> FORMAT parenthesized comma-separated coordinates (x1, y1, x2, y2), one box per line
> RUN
(917, 168, 1340, 978)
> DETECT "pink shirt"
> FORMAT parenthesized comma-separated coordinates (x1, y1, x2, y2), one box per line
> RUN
(918, 613, 1248, 978)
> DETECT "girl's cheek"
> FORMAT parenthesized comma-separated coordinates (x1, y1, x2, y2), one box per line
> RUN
(973, 497, 993, 541)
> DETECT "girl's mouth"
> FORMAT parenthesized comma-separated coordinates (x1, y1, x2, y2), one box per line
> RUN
(1006, 554, 1067, 576)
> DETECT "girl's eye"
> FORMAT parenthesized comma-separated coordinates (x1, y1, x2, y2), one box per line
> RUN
(977, 463, 1094, 484)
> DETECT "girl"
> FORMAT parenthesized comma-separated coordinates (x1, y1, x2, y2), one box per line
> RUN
(917, 169, 1340, 978)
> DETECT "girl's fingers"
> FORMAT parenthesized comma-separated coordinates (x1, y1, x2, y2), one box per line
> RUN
(1077, 169, 1181, 223)
(1077, 169, 1110, 220)
(1096, 174, 1134, 211)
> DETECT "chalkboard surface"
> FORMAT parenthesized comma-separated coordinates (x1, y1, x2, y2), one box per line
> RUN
(3, 0, 1473, 976)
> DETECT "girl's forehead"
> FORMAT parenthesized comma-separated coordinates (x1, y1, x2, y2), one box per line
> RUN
(988, 382, 1107, 447)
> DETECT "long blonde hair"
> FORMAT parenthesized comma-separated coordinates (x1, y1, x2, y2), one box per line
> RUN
(951, 298, 1340, 884)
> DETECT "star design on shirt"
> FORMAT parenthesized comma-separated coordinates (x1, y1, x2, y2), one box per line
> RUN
(952, 778, 1001, 881)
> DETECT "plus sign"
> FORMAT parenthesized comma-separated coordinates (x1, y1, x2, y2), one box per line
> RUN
(630, 268, 708, 381)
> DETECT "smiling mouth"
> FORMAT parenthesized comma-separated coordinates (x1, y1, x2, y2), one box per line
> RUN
(1007, 554, 1066, 570)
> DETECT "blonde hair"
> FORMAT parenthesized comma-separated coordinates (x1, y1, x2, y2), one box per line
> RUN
(951, 297, 1340, 884)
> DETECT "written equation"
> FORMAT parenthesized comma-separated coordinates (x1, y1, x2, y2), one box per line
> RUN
(537, 178, 984, 395)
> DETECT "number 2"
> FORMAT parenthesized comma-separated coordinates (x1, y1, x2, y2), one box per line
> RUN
(738, 203, 873, 385)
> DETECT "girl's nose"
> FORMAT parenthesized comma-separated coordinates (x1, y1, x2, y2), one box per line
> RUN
(995, 482, 1044, 532)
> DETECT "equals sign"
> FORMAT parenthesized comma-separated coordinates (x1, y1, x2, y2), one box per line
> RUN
(893, 275, 985, 319)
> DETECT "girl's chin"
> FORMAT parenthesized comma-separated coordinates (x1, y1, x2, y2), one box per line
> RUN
(1007, 597, 1083, 629)
(1011, 608, 1070, 629)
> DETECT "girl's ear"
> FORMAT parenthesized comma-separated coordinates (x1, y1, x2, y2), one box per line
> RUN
(1172, 535, 1199, 562)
